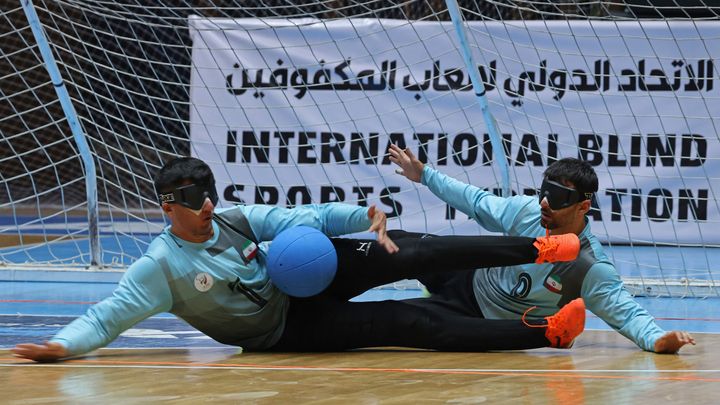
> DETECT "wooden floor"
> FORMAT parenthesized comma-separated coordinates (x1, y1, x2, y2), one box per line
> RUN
(1, 330, 717, 404)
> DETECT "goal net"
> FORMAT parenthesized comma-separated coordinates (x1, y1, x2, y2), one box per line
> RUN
(1, 0, 718, 297)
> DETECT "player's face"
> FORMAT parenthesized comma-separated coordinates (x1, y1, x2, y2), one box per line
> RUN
(539, 180, 589, 233)
(163, 182, 217, 243)
(539, 197, 577, 230)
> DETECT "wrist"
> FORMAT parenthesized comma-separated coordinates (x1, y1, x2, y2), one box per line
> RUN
(50, 340, 70, 356)
(419, 165, 430, 185)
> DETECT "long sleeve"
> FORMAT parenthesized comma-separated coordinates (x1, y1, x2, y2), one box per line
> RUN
(421, 166, 539, 235)
(234, 203, 372, 241)
(49, 256, 173, 356)
(582, 262, 665, 351)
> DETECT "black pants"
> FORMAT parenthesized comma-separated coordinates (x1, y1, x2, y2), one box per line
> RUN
(270, 231, 549, 352)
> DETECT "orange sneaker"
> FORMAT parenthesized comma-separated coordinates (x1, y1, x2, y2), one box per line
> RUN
(534, 233, 580, 264)
(545, 298, 586, 348)
(522, 298, 586, 349)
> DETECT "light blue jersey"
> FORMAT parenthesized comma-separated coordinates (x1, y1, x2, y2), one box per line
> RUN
(50, 203, 371, 356)
(422, 166, 665, 351)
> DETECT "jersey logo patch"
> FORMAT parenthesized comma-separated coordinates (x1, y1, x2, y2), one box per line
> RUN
(544, 274, 562, 293)
(242, 240, 258, 260)
(194, 272, 215, 292)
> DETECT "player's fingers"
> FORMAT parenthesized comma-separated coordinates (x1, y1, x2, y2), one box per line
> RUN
(390, 145, 407, 158)
(10, 347, 34, 358)
(13, 343, 41, 351)
(377, 232, 399, 254)
(670, 331, 694, 348)
(388, 156, 400, 165)
(386, 238, 399, 253)
(388, 146, 398, 159)
(381, 240, 399, 254)
(404, 147, 416, 159)
(368, 218, 384, 233)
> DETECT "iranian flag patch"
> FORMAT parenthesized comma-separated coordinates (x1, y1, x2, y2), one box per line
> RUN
(242, 240, 258, 260)
(544, 274, 562, 293)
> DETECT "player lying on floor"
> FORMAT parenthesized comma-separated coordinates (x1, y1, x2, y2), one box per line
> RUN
(389, 145, 695, 354)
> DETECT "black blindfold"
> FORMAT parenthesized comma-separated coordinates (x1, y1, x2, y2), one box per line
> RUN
(539, 178, 592, 210)
(159, 183, 219, 210)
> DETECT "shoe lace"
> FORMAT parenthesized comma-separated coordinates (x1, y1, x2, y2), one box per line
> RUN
(536, 235, 559, 260)
(521, 305, 543, 328)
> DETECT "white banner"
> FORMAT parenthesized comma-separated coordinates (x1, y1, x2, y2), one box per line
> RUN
(188, 17, 720, 244)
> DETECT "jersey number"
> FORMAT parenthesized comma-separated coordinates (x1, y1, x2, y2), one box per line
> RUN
(510, 272, 532, 298)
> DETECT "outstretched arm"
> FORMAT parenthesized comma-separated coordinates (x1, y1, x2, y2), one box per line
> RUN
(11, 257, 171, 362)
(389, 144, 533, 234)
(584, 262, 696, 354)
(239, 203, 399, 253)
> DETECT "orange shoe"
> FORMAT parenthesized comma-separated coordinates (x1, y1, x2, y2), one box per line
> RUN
(522, 298, 586, 349)
(545, 298, 586, 348)
(534, 233, 580, 264)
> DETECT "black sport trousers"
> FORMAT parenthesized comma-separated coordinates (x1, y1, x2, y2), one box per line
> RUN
(269, 231, 549, 352)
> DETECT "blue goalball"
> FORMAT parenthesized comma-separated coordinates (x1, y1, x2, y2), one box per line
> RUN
(267, 226, 338, 297)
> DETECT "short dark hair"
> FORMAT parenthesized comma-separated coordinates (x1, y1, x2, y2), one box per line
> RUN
(154, 157, 215, 197)
(543, 158, 598, 198)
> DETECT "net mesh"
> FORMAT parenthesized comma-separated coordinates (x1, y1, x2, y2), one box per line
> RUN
(1, 0, 718, 296)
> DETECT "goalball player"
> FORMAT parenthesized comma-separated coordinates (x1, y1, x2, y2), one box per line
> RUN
(389, 144, 695, 354)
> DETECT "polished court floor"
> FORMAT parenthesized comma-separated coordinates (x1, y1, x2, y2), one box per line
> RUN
(2, 332, 719, 404)
(1, 280, 719, 403)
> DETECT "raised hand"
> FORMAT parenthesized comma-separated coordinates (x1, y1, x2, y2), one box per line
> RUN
(367, 205, 399, 254)
(388, 144, 424, 183)
(654, 330, 696, 354)
(12, 341, 68, 362)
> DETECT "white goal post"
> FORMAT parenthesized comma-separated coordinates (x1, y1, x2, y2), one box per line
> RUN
(1, 0, 718, 297)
